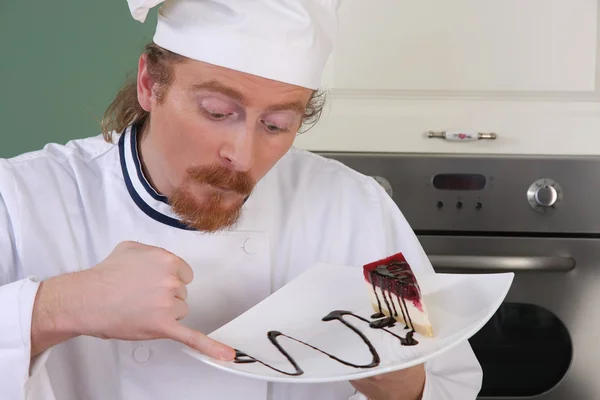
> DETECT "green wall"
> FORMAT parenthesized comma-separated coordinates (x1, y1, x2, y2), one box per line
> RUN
(0, 2, 157, 158)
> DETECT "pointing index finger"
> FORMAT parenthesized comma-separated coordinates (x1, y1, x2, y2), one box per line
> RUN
(166, 322, 235, 361)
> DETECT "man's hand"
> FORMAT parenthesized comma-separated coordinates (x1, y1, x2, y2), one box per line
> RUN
(31, 241, 235, 361)
(350, 364, 426, 400)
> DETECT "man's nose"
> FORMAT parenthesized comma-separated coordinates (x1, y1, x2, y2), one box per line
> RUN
(219, 125, 256, 172)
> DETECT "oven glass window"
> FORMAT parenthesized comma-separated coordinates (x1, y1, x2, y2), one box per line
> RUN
(468, 303, 572, 397)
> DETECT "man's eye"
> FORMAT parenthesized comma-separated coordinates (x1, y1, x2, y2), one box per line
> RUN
(201, 106, 232, 121)
(262, 120, 288, 133)
(209, 112, 231, 120)
(266, 123, 281, 132)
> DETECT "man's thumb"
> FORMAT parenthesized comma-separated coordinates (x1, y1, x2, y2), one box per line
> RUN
(166, 322, 235, 361)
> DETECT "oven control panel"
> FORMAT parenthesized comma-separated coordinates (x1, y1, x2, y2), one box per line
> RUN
(429, 173, 488, 212)
(370, 172, 565, 215)
(316, 151, 598, 233)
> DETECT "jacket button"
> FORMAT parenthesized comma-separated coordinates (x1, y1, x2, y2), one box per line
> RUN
(133, 345, 151, 363)
(243, 238, 259, 255)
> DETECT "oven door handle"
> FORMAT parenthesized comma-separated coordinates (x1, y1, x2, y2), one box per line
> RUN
(428, 255, 575, 273)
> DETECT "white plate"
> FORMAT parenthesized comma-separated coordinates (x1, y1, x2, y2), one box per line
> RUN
(183, 263, 513, 383)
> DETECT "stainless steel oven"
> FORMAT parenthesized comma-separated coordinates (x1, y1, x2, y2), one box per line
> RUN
(318, 151, 600, 399)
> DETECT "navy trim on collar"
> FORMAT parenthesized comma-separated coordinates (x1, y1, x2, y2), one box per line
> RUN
(130, 124, 170, 204)
(118, 129, 196, 231)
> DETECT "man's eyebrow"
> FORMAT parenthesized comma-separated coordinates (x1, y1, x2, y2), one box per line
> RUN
(192, 80, 307, 115)
(264, 101, 306, 116)
(192, 80, 247, 105)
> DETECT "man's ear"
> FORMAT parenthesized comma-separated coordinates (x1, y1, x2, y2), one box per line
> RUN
(137, 54, 154, 112)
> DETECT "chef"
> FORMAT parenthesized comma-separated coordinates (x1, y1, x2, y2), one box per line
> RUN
(0, 0, 483, 399)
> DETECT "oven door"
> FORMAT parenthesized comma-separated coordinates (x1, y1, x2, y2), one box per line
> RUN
(418, 235, 600, 400)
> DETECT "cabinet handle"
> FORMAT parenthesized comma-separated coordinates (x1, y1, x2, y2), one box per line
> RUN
(428, 255, 575, 273)
(427, 130, 497, 141)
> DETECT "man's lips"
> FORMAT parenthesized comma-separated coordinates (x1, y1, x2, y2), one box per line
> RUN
(208, 183, 245, 196)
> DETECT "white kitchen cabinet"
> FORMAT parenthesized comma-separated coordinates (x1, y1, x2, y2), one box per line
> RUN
(295, 0, 600, 155)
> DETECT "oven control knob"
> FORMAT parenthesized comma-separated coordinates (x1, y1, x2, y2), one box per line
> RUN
(372, 176, 393, 198)
(535, 186, 558, 207)
(527, 178, 562, 212)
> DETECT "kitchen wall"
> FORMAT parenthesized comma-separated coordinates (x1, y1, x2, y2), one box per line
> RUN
(0, 1, 155, 158)
(3, 1, 600, 158)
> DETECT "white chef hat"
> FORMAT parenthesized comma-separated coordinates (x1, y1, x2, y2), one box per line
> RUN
(127, 0, 340, 90)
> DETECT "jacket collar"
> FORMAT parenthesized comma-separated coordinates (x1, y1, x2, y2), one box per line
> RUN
(119, 124, 197, 230)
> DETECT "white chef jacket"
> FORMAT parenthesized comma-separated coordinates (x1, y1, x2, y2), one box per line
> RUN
(0, 124, 483, 400)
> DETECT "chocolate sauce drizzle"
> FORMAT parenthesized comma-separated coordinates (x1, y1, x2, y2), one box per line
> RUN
(233, 264, 419, 376)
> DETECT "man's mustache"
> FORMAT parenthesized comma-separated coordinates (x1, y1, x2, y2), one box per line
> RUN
(186, 165, 254, 195)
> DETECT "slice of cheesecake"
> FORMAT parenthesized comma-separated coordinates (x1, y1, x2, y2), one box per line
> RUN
(363, 252, 434, 337)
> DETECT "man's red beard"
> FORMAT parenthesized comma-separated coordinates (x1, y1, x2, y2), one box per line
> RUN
(169, 165, 254, 232)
